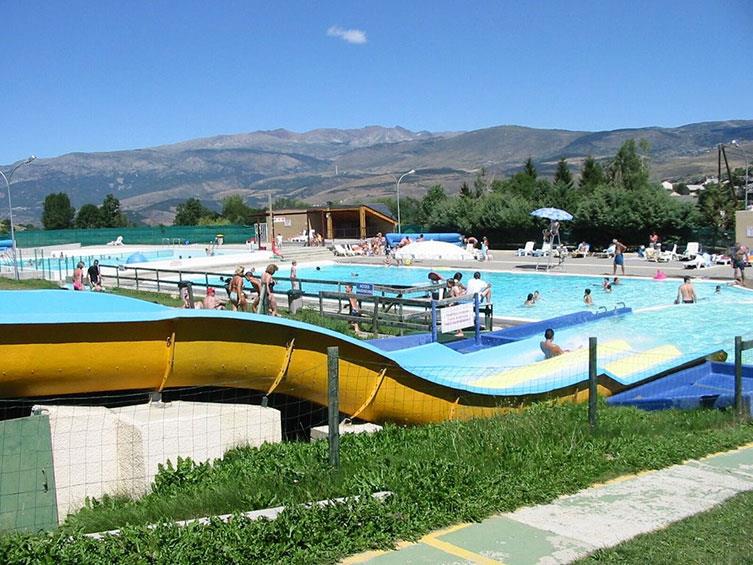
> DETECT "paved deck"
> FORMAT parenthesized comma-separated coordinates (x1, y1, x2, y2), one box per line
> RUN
(344, 442, 753, 564)
(342, 249, 742, 284)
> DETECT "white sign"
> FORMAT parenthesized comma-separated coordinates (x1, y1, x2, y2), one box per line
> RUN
(439, 303, 475, 333)
(747, 226, 753, 238)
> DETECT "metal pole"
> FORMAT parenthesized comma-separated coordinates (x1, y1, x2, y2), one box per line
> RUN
(735, 336, 743, 419)
(327, 346, 340, 467)
(1, 161, 33, 280)
(392, 169, 415, 233)
(474, 293, 481, 345)
(588, 337, 598, 430)
(431, 299, 438, 342)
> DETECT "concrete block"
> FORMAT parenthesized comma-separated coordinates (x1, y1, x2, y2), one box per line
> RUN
(34, 401, 281, 522)
(310, 421, 382, 441)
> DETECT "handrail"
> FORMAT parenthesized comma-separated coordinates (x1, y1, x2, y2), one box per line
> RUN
(616, 301, 626, 309)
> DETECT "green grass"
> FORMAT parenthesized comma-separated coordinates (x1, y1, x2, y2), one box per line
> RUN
(108, 286, 183, 307)
(0, 277, 60, 290)
(577, 489, 753, 564)
(2, 405, 751, 563)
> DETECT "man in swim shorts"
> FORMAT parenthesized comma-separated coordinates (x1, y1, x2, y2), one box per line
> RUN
(676, 275, 697, 304)
(612, 239, 627, 276)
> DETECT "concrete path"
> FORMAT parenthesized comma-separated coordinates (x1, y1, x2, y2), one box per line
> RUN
(343, 442, 753, 564)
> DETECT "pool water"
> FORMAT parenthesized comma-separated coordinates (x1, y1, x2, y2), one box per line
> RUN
(284, 264, 746, 320)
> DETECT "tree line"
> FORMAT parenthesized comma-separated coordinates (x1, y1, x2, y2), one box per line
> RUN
(385, 139, 737, 247)
(40, 193, 128, 230)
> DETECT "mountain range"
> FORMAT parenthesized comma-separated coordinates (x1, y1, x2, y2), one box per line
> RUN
(5, 120, 753, 225)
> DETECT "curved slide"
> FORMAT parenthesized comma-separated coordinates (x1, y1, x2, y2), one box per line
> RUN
(0, 291, 717, 425)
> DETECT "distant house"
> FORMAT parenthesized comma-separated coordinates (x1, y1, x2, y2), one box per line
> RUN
(687, 184, 705, 193)
(661, 181, 674, 191)
(703, 177, 720, 186)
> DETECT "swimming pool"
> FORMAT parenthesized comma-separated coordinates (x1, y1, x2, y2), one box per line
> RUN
(268, 264, 746, 321)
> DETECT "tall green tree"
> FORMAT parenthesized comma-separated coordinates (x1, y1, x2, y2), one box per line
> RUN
(697, 183, 736, 233)
(174, 198, 212, 226)
(100, 194, 128, 227)
(42, 192, 75, 230)
(75, 204, 103, 228)
(473, 168, 491, 198)
(608, 139, 650, 191)
(222, 195, 254, 224)
(418, 185, 447, 225)
(553, 158, 573, 189)
(523, 157, 537, 179)
(579, 156, 605, 190)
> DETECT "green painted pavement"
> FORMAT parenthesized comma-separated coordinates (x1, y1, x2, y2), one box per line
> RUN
(348, 443, 753, 565)
(0, 414, 58, 532)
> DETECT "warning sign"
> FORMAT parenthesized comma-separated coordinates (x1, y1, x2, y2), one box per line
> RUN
(439, 303, 474, 333)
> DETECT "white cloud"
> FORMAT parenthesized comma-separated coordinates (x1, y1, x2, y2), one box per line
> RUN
(327, 25, 367, 45)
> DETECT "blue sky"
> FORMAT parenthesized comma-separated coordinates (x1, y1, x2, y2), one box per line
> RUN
(2, 0, 751, 164)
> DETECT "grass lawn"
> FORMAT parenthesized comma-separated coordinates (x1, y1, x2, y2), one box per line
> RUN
(0, 277, 60, 290)
(1, 405, 751, 563)
(577, 489, 753, 564)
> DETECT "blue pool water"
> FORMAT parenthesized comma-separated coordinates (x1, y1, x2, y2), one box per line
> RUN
(279, 264, 747, 320)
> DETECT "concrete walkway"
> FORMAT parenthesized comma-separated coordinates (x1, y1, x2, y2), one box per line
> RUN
(344, 442, 753, 564)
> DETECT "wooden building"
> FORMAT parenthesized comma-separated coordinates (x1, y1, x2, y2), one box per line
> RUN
(252, 204, 396, 243)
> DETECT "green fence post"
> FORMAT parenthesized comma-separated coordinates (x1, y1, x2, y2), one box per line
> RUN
(327, 346, 340, 467)
(589, 337, 598, 430)
(156, 270, 161, 292)
(735, 336, 743, 420)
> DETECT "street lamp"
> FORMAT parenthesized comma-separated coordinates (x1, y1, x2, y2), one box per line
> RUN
(1, 155, 36, 280)
(390, 169, 415, 233)
(731, 140, 751, 209)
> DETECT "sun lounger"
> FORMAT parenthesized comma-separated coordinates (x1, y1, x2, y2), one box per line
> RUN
(679, 242, 700, 261)
(516, 241, 535, 256)
(684, 253, 713, 269)
(571, 244, 590, 258)
(657, 244, 678, 262)
(594, 244, 615, 259)
(533, 242, 551, 257)
(333, 244, 352, 257)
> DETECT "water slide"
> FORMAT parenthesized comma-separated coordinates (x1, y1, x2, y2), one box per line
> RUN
(0, 291, 723, 425)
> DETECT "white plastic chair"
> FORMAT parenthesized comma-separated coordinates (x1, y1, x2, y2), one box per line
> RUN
(516, 241, 535, 256)
(680, 242, 700, 260)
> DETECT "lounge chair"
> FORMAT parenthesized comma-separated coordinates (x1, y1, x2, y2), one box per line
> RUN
(333, 244, 352, 257)
(516, 241, 535, 256)
(684, 252, 712, 269)
(679, 242, 700, 261)
(657, 244, 678, 262)
(106, 235, 124, 246)
(594, 244, 616, 259)
(533, 242, 551, 257)
(571, 243, 590, 258)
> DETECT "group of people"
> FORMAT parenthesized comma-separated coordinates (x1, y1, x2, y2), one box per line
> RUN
(198, 262, 286, 315)
(72, 260, 104, 292)
(429, 270, 493, 303)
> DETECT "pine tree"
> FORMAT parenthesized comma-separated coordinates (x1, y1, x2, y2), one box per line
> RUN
(523, 157, 537, 179)
(553, 158, 573, 189)
(579, 156, 605, 190)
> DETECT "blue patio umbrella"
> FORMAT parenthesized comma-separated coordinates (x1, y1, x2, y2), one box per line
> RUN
(530, 207, 573, 221)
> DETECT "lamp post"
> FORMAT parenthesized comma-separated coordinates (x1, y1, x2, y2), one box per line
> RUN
(390, 169, 415, 233)
(731, 140, 751, 209)
(1, 155, 36, 280)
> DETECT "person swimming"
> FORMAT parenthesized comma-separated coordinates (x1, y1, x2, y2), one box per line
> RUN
(584, 288, 593, 305)
(524, 293, 535, 306)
